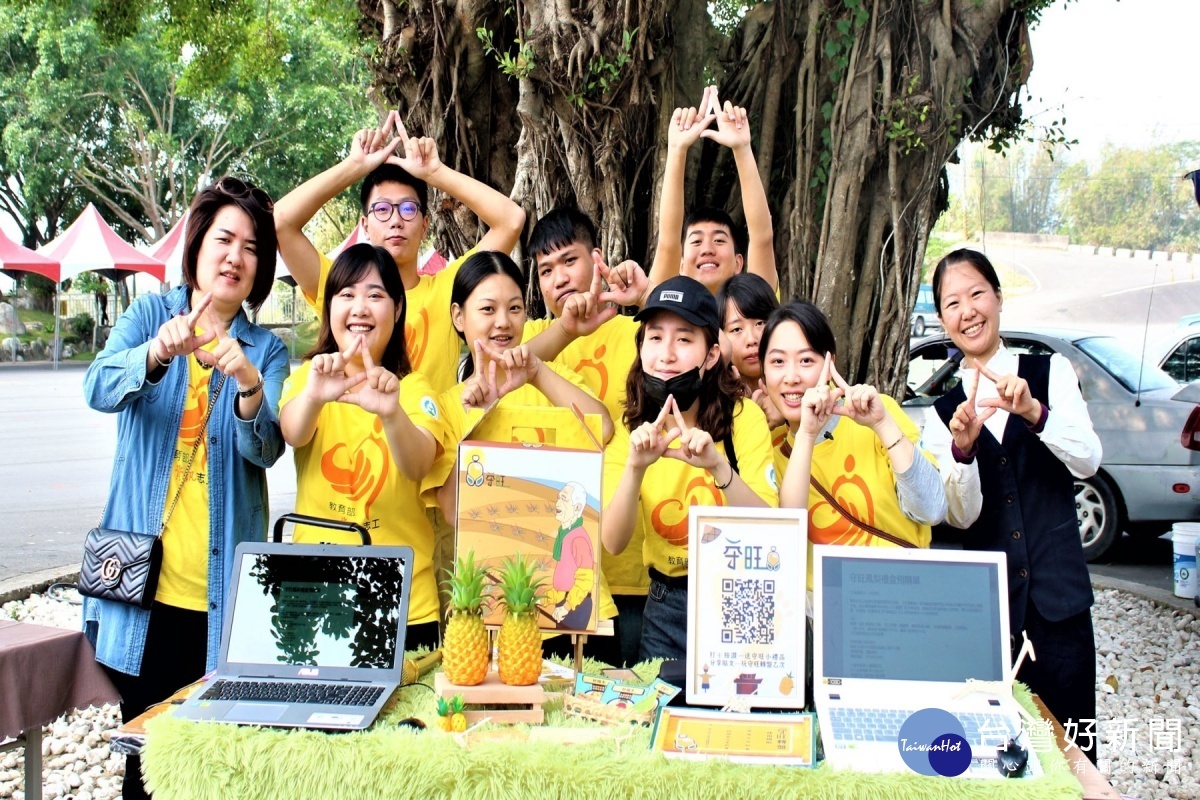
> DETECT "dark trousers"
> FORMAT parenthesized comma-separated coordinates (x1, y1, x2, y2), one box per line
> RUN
(640, 573, 688, 662)
(101, 603, 208, 800)
(1016, 604, 1097, 764)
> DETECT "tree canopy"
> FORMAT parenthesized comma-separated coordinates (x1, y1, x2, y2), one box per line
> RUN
(4, 0, 1064, 392)
(0, 0, 372, 248)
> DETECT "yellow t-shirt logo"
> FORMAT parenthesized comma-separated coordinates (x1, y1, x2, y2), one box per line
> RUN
(651, 474, 724, 547)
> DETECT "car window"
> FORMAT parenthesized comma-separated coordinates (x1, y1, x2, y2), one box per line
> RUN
(906, 342, 962, 403)
(1075, 336, 1178, 392)
(1001, 339, 1056, 358)
(1162, 335, 1200, 384)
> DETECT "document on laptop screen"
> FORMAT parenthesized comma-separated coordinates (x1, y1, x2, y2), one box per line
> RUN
(224, 553, 404, 669)
(821, 556, 1005, 683)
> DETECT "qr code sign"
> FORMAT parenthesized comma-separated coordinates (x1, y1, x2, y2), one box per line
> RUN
(720, 578, 776, 644)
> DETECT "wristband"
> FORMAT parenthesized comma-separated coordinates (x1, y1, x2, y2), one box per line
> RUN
(884, 433, 906, 451)
(238, 374, 264, 399)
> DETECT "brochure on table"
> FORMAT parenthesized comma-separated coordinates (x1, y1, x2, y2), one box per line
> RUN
(686, 507, 808, 710)
(455, 405, 604, 634)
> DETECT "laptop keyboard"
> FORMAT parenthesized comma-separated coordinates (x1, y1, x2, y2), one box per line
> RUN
(199, 680, 385, 707)
(827, 708, 1020, 748)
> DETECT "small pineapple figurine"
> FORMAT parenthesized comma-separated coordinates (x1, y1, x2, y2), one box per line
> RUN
(442, 551, 491, 686)
(495, 552, 546, 686)
(435, 695, 468, 732)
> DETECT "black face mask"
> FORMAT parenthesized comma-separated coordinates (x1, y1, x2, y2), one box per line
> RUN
(643, 366, 704, 415)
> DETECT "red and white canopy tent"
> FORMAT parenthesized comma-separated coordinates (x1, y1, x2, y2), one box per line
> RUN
(0, 230, 61, 361)
(37, 203, 165, 368)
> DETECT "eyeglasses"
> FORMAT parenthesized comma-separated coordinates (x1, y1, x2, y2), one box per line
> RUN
(212, 176, 273, 210)
(368, 200, 422, 222)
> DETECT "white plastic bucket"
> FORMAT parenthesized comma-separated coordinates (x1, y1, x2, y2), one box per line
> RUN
(1171, 522, 1200, 598)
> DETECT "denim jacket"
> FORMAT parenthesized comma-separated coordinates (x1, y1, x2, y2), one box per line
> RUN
(82, 286, 290, 675)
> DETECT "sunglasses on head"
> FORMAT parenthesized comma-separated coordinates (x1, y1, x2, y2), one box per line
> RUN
(212, 177, 273, 210)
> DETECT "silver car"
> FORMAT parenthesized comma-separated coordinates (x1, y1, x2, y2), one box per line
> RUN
(904, 329, 1200, 562)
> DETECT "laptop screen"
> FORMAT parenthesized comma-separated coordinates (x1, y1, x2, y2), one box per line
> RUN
(224, 551, 407, 670)
(820, 553, 1005, 682)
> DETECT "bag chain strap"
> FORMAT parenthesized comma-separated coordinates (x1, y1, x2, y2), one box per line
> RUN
(160, 373, 227, 535)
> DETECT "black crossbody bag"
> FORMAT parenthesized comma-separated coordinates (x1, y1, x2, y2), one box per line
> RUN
(78, 374, 226, 609)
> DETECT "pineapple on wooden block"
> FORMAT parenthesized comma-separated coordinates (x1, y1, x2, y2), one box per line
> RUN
(442, 551, 491, 686)
(496, 553, 546, 686)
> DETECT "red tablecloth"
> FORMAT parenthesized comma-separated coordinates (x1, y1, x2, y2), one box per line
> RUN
(0, 619, 119, 739)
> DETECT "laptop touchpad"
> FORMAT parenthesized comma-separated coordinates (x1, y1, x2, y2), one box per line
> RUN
(226, 703, 289, 722)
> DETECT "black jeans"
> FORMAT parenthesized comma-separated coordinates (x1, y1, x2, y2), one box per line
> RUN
(102, 603, 208, 800)
(1016, 604, 1098, 764)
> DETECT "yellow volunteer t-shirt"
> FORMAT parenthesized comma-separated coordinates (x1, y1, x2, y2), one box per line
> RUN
(427, 361, 617, 620)
(604, 398, 779, 578)
(281, 364, 445, 626)
(771, 394, 933, 589)
(304, 248, 472, 394)
(157, 336, 220, 611)
(525, 315, 648, 596)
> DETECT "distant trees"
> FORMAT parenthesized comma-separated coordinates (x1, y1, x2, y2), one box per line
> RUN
(945, 141, 1200, 251)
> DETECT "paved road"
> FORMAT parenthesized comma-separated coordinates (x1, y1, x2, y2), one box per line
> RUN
(0, 361, 296, 581)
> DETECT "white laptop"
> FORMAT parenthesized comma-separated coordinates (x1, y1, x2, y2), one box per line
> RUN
(174, 541, 413, 731)
(812, 545, 1041, 779)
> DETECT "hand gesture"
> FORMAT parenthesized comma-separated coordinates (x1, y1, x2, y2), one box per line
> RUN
(666, 86, 717, 151)
(662, 396, 723, 472)
(151, 293, 216, 365)
(797, 356, 842, 442)
(491, 342, 541, 396)
(628, 397, 681, 470)
(306, 337, 368, 404)
(559, 262, 618, 338)
(461, 340, 502, 412)
(828, 360, 886, 429)
(752, 380, 786, 429)
(348, 111, 405, 173)
(975, 359, 1042, 423)
(337, 345, 401, 419)
(194, 317, 258, 390)
(948, 367, 995, 454)
(699, 90, 751, 151)
(596, 257, 647, 308)
(389, 117, 443, 181)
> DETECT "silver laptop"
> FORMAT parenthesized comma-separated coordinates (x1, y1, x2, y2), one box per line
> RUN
(812, 545, 1041, 779)
(174, 541, 413, 731)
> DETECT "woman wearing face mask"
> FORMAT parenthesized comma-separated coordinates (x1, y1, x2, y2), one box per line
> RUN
(760, 301, 945, 563)
(717, 272, 784, 441)
(279, 243, 444, 650)
(603, 276, 778, 661)
(922, 249, 1101, 763)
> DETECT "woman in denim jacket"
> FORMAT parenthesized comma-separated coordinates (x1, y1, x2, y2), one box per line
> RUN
(82, 178, 289, 800)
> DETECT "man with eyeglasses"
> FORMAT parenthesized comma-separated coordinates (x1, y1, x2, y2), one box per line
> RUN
(275, 111, 526, 393)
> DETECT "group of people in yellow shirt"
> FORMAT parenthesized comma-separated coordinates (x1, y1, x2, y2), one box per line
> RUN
(85, 92, 1099, 800)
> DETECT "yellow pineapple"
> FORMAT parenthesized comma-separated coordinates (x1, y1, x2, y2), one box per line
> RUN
(442, 551, 491, 686)
(496, 553, 546, 686)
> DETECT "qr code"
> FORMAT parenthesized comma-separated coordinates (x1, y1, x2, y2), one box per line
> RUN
(720, 578, 775, 644)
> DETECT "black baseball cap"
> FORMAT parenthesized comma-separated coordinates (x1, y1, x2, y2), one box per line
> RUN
(634, 275, 720, 332)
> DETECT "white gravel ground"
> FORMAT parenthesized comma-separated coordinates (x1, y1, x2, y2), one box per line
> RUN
(0, 586, 1197, 799)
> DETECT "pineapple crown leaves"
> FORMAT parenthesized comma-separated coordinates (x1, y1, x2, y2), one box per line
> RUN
(436, 696, 450, 716)
(495, 552, 546, 616)
(442, 550, 490, 614)
(450, 695, 466, 714)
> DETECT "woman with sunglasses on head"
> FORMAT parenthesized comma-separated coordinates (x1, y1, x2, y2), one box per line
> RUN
(279, 243, 445, 651)
(603, 276, 778, 661)
(82, 177, 289, 800)
(921, 248, 1101, 763)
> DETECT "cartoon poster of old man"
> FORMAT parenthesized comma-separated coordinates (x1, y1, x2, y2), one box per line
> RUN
(541, 482, 597, 629)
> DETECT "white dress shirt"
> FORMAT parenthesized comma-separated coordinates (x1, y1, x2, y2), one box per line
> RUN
(923, 344, 1102, 528)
